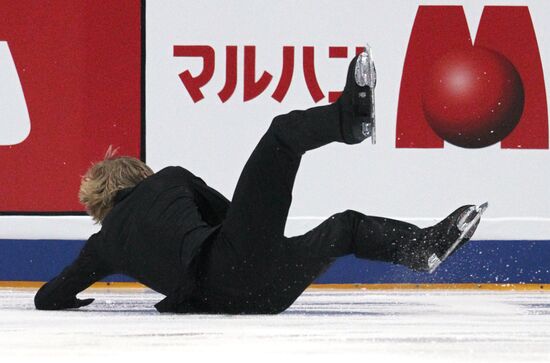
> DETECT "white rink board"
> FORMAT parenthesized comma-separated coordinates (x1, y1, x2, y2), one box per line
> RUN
(145, 0, 550, 241)
(0, 215, 549, 241)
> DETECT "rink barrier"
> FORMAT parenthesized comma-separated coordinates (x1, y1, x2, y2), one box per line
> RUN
(308, 283, 550, 290)
(1, 239, 550, 285)
(1, 281, 550, 291)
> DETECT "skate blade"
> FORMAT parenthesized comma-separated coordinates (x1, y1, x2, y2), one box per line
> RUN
(428, 202, 489, 274)
(355, 44, 377, 144)
(355, 44, 376, 88)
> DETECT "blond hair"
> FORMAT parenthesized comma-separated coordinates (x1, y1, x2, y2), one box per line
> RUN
(79, 146, 153, 223)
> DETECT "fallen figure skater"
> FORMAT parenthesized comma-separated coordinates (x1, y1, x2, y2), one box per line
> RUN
(35, 46, 488, 314)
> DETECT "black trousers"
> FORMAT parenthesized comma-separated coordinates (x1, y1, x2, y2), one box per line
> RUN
(193, 103, 421, 314)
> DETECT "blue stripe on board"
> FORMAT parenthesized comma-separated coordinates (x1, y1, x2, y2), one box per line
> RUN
(1, 239, 549, 283)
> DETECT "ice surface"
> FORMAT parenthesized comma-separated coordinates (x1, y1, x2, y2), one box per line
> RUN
(1, 288, 549, 362)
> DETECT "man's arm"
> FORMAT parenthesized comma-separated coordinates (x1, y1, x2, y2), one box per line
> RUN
(193, 176, 230, 225)
(34, 233, 111, 310)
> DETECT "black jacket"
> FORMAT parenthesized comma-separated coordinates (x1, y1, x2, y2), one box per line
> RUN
(34, 166, 230, 312)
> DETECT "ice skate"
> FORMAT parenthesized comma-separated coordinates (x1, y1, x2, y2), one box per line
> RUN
(403, 202, 488, 273)
(338, 44, 376, 144)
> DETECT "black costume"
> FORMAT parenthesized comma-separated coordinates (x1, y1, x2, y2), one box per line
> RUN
(35, 52, 481, 314)
(34, 102, 429, 314)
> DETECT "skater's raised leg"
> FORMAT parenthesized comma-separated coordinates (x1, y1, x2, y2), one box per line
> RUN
(220, 48, 376, 258)
(193, 47, 484, 314)
(194, 49, 376, 313)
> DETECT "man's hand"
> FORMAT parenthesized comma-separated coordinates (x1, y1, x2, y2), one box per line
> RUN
(71, 298, 95, 309)
(35, 295, 95, 310)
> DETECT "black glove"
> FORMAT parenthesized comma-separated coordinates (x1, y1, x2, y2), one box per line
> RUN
(57, 297, 95, 310)
(71, 298, 95, 309)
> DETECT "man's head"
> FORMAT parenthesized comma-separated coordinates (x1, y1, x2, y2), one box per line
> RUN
(79, 146, 153, 223)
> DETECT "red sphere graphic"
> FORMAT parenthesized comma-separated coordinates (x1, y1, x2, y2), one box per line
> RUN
(422, 47, 524, 148)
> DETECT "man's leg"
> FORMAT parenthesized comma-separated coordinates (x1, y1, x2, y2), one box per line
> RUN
(220, 103, 345, 258)
(194, 103, 351, 314)
(195, 51, 401, 313)
(219, 48, 376, 256)
(285, 210, 421, 263)
(195, 201, 483, 314)
(259, 205, 484, 312)
(250, 210, 422, 313)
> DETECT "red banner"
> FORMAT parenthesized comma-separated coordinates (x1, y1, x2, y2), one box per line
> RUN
(0, 1, 142, 212)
